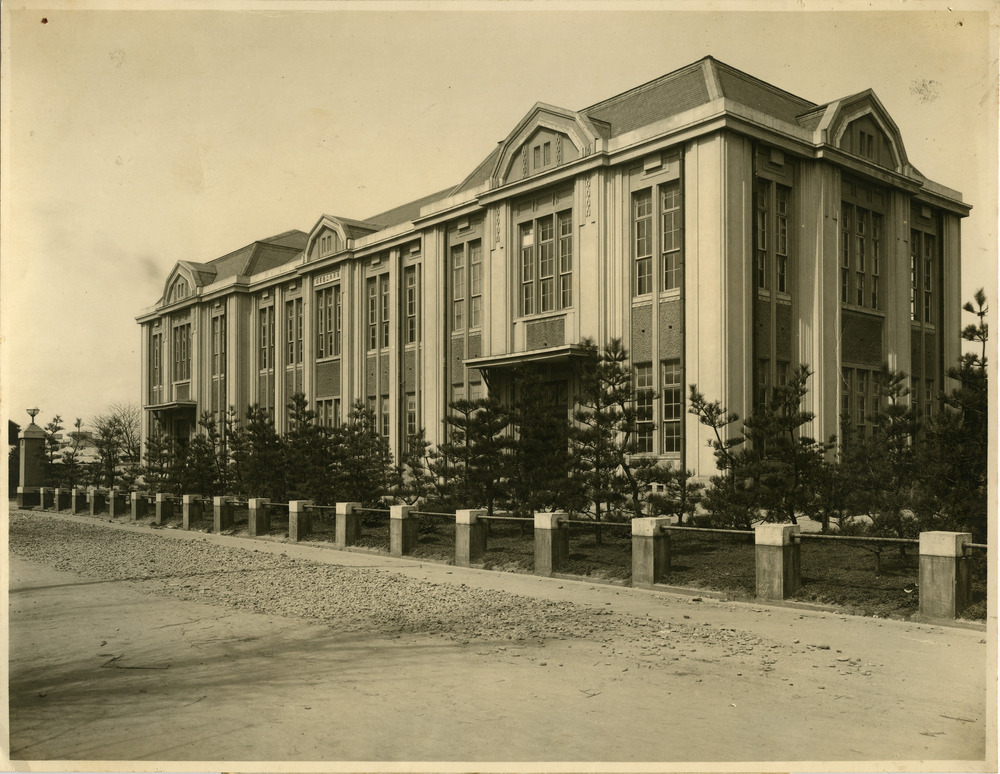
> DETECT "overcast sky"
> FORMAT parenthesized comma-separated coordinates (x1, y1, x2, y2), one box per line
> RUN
(2, 1, 996, 434)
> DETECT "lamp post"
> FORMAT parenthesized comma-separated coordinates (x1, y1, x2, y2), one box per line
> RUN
(18, 407, 46, 505)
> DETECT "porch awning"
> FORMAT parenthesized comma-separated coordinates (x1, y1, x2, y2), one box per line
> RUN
(464, 343, 591, 371)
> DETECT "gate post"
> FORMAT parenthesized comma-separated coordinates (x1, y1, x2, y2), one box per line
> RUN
(108, 488, 127, 518)
(755, 524, 801, 601)
(289, 500, 313, 543)
(54, 487, 71, 511)
(213, 496, 234, 532)
(88, 486, 105, 516)
(534, 512, 569, 576)
(336, 501, 361, 548)
(919, 531, 973, 620)
(154, 493, 174, 525)
(390, 505, 417, 556)
(632, 517, 672, 588)
(131, 492, 149, 521)
(182, 495, 204, 530)
(248, 498, 271, 537)
(38, 487, 53, 510)
(456, 509, 488, 567)
(71, 487, 88, 514)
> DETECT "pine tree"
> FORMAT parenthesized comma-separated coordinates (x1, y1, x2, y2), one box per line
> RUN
(284, 393, 336, 503)
(333, 400, 393, 508)
(142, 425, 175, 492)
(507, 367, 576, 517)
(571, 339, 638, 541)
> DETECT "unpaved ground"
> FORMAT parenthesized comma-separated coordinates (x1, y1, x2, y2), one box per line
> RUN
(7, 510, 993, 766)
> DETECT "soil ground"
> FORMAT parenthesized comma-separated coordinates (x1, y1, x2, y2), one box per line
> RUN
(7, 509, 994, 768)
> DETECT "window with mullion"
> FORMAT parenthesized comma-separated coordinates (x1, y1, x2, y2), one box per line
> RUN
(634, 191, 653, 296)
(405, 268, 418, 344)
(519, 210, 572, 316)
(558, 212, 573, 307)
(538, 215, 555, 313)
(661, 182, 682, 292)
(469, 240, 482, 328)
(634, 363, 654, 454)
(452, 244, 465, 330)
(520, 222, 535, 316)
(775, 186, 789, 293)
(367, 279, 378, 351)
(661, 359, 682, 453)
(756, 180, 769, 290)
(380, 275, 390, 349)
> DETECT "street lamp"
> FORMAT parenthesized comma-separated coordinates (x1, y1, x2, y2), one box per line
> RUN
(26, 407, 40, 425)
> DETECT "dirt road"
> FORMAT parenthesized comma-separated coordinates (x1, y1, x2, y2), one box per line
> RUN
(7, 510, 992, 767)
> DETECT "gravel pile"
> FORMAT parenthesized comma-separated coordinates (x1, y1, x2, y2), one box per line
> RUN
(10, 512, 773, 654)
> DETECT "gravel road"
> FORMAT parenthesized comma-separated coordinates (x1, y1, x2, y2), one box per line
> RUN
(9, 511, 769, 653)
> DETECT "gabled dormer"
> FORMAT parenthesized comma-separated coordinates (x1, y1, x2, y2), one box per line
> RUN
(810, 90, 910, 174)
(305, 214, 383, 262)
(161, 262, 214, 306)
(492, 103, 606, 187)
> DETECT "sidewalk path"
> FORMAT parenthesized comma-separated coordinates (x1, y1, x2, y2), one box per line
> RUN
(8, 509, 992, 767)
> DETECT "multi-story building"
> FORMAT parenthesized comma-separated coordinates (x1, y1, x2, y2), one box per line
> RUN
(136, 56, 970, 478)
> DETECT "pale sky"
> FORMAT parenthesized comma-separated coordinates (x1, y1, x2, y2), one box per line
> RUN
(2, 1, 997, 434)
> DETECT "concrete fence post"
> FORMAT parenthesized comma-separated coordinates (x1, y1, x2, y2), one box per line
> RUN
(87, 486, 107, 516)
(182, 495, 204, 530)
(755, 523, 801, 601)
(131, 492, 149, 521)
(154, 493, 174, 525)
(54, 487, 71, 511)
(16, 487, 40, 508)
(919, 531, 973, 620)
(213, 496, 234, 533)
(336, 501, 362, 548)
(108, 488, 127, 518)
(390, 505, 417, 556)
(38, 487, 53, 510)
(632, 517, 673, 588)
(248, 498, 271, 537)
(534, 511, 569, 576)
(71, 487, 88, 514)
(88, 486, 106, 516)
(289, 500, 314, 543)
(456, 509, 488, 567)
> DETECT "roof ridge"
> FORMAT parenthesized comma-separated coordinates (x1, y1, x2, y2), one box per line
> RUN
(581, 57, 710, 114)
(712, 58, 816, 108)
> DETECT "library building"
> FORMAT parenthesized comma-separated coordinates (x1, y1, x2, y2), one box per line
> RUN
(136, 56, 970, 479)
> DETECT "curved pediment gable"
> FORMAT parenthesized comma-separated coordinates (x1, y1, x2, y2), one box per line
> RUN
(305, 215, 350, 262)
(826, 91, 909, 173)
(493, 104, 600, 186)
(162, 263, 208, 305)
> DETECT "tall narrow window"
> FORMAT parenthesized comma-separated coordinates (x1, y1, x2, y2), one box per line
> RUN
(452, 244, 466, 330)
(635, 364, 654, 454)
(258, 307, 274, 371)
(380, 275, 390, 348)
(285, 298, 302, 366)
(173, 323, 191, 381)
(910, 234, 919, 320)
(661, 359, 682, 453)
(871, 213, 882, 308)
(661, 181, 683, 291)
(406, 394, 417, 438)
(558, 212, 573, 307)
(520, 222, 535, 315)
(634, 190, 653, 296)
(841, 204, 851, 303)
(775, 186, 789, 293)
(519, 208, 574, 316)
(380, 397, 390, 438)
(923, 234, 935, 324)
(756, 180, 769, 290)
(538, 215, 555, 312)
(469, 240, 482, 328)
(150, 331, 163, 403)
(405, 267, 418, 344)
(367, 278, 378, 351)
(316, 286, 341, 358)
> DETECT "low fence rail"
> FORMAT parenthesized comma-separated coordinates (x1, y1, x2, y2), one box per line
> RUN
(18, 490, 986, 621)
